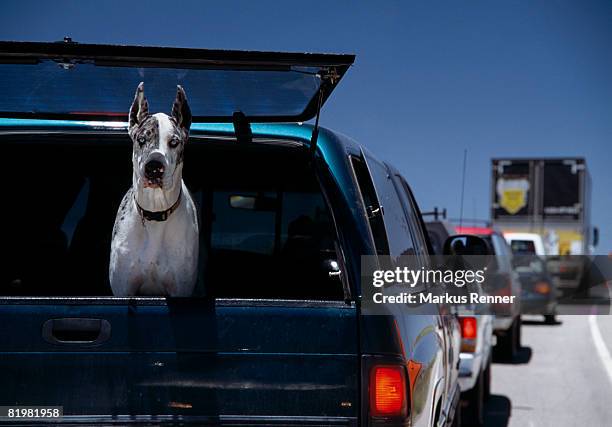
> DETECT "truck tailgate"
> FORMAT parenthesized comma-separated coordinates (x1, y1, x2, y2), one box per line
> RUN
(0, 299, 359, 425)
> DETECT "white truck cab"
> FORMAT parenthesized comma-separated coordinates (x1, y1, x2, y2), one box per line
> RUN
(503, 232, 547, 256)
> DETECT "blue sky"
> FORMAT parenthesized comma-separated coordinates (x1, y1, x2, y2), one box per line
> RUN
(2, 0, 611, 252)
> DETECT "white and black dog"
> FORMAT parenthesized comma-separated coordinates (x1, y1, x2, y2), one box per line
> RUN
(109, 83, 199, 296)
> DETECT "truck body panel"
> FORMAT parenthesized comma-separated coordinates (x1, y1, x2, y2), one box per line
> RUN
(491, 157, 592, 255)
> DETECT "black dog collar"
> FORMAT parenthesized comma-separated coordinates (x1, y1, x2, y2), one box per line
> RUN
(135, 189, 182, 222)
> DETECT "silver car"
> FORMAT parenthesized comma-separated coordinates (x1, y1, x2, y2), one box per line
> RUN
(425, 220, 496, 427)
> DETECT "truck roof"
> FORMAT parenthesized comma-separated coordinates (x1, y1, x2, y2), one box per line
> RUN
(492, 156, 586, 163)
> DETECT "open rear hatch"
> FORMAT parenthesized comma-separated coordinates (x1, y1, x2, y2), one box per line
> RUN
(0, 42, 358, 425)
(0, 40, 354, 123)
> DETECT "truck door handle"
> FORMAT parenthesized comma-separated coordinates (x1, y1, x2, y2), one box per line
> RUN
(42, 318, 111, 346)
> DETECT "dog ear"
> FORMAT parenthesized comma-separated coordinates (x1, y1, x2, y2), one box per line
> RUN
(171, 85, 192, 134)
(129, 82, 149, 135)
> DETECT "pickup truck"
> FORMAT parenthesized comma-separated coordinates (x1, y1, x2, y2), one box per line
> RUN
(0, 40, 462, 427)
(456, 226, 523, 360)
(425, 220, 494, 427)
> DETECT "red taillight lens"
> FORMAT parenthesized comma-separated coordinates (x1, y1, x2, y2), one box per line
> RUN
(370, 365, 407, 417)
(534, 281, 551, 295)
(460, 317, 477, 340)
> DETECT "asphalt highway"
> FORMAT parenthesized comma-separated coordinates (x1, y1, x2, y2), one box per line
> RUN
(484, 286, 612, 427)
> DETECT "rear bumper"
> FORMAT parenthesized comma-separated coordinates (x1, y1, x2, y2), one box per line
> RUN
(555, 278, 582, 292)
(458, 352, 483, 392)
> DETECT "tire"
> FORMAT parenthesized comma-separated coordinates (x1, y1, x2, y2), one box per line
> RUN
(495, 318, 518, 360)
(461, 372, 484, 427)
(482, 356, 492, 400)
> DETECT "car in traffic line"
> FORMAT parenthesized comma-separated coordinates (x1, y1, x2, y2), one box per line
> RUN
(504, 232, 558, 322)
(425, 219, 494, 426)
(513, 255, 558, 324)
(0, 40, 464, 427)
(456, 226, 523, 360)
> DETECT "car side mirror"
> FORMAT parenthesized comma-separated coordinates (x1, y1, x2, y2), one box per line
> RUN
(442, 234, 492, 271)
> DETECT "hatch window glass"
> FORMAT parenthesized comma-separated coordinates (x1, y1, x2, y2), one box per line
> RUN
(2, 140, 344, 300)
(0, 61, 321, 120)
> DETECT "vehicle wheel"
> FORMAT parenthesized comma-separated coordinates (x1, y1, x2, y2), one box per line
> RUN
(495, 318, 518, 360)
(461, 372, 484, 426)
(544, 314, 556, 324)
(483, 356, 492, 400)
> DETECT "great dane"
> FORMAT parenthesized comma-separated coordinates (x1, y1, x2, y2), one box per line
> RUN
(109, 83, 199, 296)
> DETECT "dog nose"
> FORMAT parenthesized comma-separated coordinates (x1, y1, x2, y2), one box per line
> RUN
(144, 160, 165, 180)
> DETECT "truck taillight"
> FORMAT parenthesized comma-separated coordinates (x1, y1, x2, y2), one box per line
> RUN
(460, 316, 477, 352)
(534, 281, 551, 294)
(369, 365, 408, 417)
(460, 317, 477, 340)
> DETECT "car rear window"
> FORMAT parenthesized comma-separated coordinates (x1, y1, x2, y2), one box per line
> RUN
(1, 136, 344, 300)
(509, 239, 536, 255)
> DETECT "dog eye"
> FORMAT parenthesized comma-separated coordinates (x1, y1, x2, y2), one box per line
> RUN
(136, 135, 146, 146)
(169, 138, 180, 148)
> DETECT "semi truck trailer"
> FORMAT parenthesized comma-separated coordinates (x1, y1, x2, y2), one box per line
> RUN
(490, 157, 599, 296)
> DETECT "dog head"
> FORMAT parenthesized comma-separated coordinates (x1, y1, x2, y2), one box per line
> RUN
(128, 82, 192, 191)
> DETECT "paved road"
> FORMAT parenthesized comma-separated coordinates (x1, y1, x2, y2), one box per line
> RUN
(484, 310, 612, 426)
